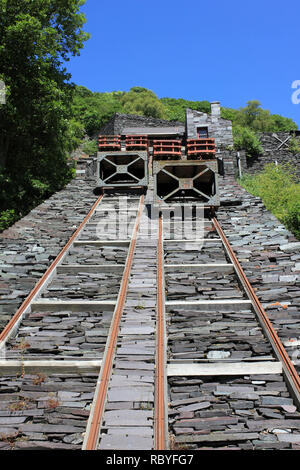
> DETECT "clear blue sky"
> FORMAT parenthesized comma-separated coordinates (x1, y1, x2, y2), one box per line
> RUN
(66, 0, 300, 127)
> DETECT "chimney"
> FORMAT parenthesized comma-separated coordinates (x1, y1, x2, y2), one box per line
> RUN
(211, 101, 221, 117)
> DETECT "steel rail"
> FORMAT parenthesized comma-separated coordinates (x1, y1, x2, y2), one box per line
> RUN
(154, 215, 168, 449)
(212, 216, 300, 406)
(84, 195, 145, 451)
(0, 194, 104, 347)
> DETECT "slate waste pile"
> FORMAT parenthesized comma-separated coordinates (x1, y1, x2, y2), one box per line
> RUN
(0, 176, 98, 332)
(0, 373, 98, 450)
(169, 374, 300, 450)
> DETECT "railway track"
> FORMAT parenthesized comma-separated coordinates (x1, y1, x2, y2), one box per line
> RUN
(0, 187, 300, 450)
(160, 212, 300, 450)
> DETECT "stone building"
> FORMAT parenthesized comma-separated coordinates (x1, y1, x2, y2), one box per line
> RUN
(98, 102, 234, 150)
(185, 102, 234, 148)
(97, 103, 237, 177)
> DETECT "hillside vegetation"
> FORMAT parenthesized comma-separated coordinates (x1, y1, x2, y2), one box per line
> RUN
(239, 164, 300, 240)
(1, 81, 298, 232)
(71, 86, 298, 154)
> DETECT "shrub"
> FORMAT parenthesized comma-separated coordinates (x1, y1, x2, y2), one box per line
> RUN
(283, 200, 300, 240)
(0, 209, 17, 232)
(288, 136, 300, 154)
(233, 125, 263, 158)
(239, 163, 300, 240)
(82, 139, 98, 155)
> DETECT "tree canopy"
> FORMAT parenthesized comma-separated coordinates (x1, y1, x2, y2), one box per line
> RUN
(221, 100, 298, 133)
(120, 87, 167, 119)
(0, 0, 89, 227)
(71, 89, 298, 141)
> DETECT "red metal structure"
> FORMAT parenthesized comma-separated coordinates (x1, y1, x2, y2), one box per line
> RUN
(153, 139, 182, 160)
(125, 135, 148, 150)
(98, 135, 121, 151)
(186, 138, 216, 159)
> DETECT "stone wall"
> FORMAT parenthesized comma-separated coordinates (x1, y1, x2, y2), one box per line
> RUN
(218, 147, 244, 177)
(240, 132, 300, 177)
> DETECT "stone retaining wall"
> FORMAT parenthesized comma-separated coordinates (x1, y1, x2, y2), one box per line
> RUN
(241, 132, 300, 177)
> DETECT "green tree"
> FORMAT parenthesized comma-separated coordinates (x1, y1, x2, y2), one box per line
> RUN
(120, 87, 167, 119)
(161, 97, 210, 122)
(270, 114, 298, 132)
(0, 0, 89, 226)
(72, 86, 124, 136)
(233, 100, 298, 132)
(233, 125, 263, 158)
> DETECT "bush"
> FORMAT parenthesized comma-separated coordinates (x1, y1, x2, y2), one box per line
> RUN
(0, 210, 16, 232)
(239, 163, 300, 240)
(288, 136, 300, 155)
(233, 125, 263, 158)
(82, 139, 98, 155)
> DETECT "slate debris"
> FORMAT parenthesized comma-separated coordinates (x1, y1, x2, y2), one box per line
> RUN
(64, 245, 127, 265)
(41, 271, 122, 300)
(0, 373, 98, 449)
(167, 305, 273, 361)
(168, 375, 300, 450)
(6, 309, 113, 359)
(0, 176, 98, 331)
(217, 177, 300, 373)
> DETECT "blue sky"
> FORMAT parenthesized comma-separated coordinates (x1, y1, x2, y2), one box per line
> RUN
(66, 0, 300, 127)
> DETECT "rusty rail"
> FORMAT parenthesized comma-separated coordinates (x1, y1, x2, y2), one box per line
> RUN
(0, 195, 104, 347)
(155, 215, 168, 449)
(212, 217, 300, 406)
(83, 195, 145, 450)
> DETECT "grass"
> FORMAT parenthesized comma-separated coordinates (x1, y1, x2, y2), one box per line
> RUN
(32, 373, 47, 386)
(46, 398, 60, 409)
(238, 163, 300, 240)
(8, 398, 31, 412)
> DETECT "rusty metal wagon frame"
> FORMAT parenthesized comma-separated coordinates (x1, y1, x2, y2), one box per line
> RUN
(97, 151, 148, 189)
(153, 159, 219, 206)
